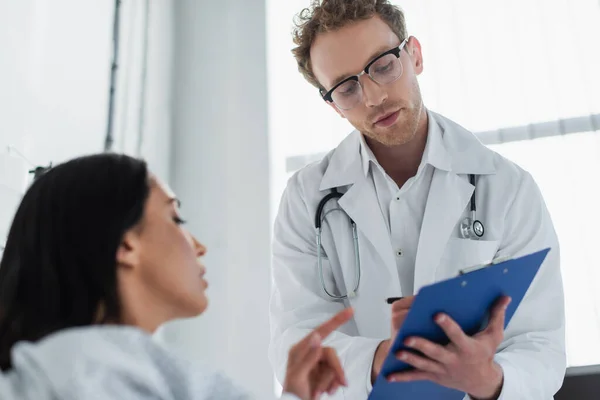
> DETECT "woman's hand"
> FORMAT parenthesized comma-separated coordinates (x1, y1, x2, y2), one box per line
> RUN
(283, 308, 354, 400)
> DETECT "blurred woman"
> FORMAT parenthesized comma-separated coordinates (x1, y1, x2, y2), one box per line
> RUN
(0, 153, 351, 400)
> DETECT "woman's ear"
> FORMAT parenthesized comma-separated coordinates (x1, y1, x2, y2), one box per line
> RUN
(116, 230, 141, 270)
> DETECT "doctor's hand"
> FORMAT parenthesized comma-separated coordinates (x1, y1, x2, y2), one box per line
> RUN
(283, 308, 353, 400)
(387, 296, 511, 400)
(371, 296, 415, 384)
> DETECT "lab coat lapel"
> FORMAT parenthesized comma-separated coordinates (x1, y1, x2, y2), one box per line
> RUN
(320, 132, 401, 300)
(413, 111, 498, 292)
(414, 169, 474, 292)
(337, 173, 401, 297)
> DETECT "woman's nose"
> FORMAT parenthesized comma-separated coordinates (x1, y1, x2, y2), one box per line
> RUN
(192, 236, 207, 257)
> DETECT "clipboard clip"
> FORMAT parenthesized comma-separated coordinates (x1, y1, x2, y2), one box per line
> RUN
(458, 256, 512, 276)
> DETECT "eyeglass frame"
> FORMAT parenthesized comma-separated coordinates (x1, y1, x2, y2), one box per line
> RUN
(319, 38, 409, 108)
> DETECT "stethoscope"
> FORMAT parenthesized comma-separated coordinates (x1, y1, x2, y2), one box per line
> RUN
(314, 174, 485, 300)
(315, 188, 361, 300)
(459, 174, 485, 240)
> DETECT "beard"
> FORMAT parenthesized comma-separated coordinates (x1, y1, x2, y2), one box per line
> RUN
(358, 79, 424, 147)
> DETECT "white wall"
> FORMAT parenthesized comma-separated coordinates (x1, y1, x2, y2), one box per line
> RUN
(0, 0, 174, 243)
(161, 0, 273, 398)
(115, 0, 175, 182)
(0, 0, 111, 242)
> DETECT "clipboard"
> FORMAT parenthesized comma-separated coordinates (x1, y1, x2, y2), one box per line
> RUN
(368, 247, 551, 400)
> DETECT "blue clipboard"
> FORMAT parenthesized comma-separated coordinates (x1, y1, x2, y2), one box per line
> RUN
(368, 247, 551, 400)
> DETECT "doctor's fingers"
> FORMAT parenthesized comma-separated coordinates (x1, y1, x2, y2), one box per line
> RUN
(391, 296, 415, 312)
(434, 313, 471, 350)
(391, 309, 410, 331)
(481, 296, 511, 343)
(392, 308, 410, 321)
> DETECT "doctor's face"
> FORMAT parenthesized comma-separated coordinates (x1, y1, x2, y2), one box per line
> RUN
(310, 16, 425, 147)
(117, 176, 209, 329)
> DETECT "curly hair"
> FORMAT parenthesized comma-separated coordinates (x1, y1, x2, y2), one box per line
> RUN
(292, 0, 408, 90)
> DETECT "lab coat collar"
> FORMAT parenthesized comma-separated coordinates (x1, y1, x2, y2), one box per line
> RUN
(319, 109, 497, 191)
(434, 110, 497, 175)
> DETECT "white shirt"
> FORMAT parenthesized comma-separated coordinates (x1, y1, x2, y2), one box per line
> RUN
(0, 326, 299, 400)
(358, 111, 450, 296)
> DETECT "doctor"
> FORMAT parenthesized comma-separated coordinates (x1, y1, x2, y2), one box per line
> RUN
(268, 0, 566, 399)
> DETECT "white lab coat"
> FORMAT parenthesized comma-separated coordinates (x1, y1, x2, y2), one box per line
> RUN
(269, 111, 566, 400)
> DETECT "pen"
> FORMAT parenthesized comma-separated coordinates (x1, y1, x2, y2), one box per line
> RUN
(386, 297, 404, 304)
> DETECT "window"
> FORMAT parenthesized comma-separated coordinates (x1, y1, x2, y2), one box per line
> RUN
(489, 132, 600, 367)
(267, 0, 600, 368)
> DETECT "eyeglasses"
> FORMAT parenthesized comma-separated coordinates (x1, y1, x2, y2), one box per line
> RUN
(320, 38, 409, 110)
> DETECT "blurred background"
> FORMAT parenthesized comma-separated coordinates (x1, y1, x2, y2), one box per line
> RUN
(0, 0, 599, 398)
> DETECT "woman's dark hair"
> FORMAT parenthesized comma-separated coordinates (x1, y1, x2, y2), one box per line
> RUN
(0, 153, 150, 371)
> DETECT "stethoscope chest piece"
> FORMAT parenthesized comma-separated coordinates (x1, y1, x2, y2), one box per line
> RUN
(458, 174, 485, 240)
(473, 219, 485, 237)
(460, 216, 485, 240)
